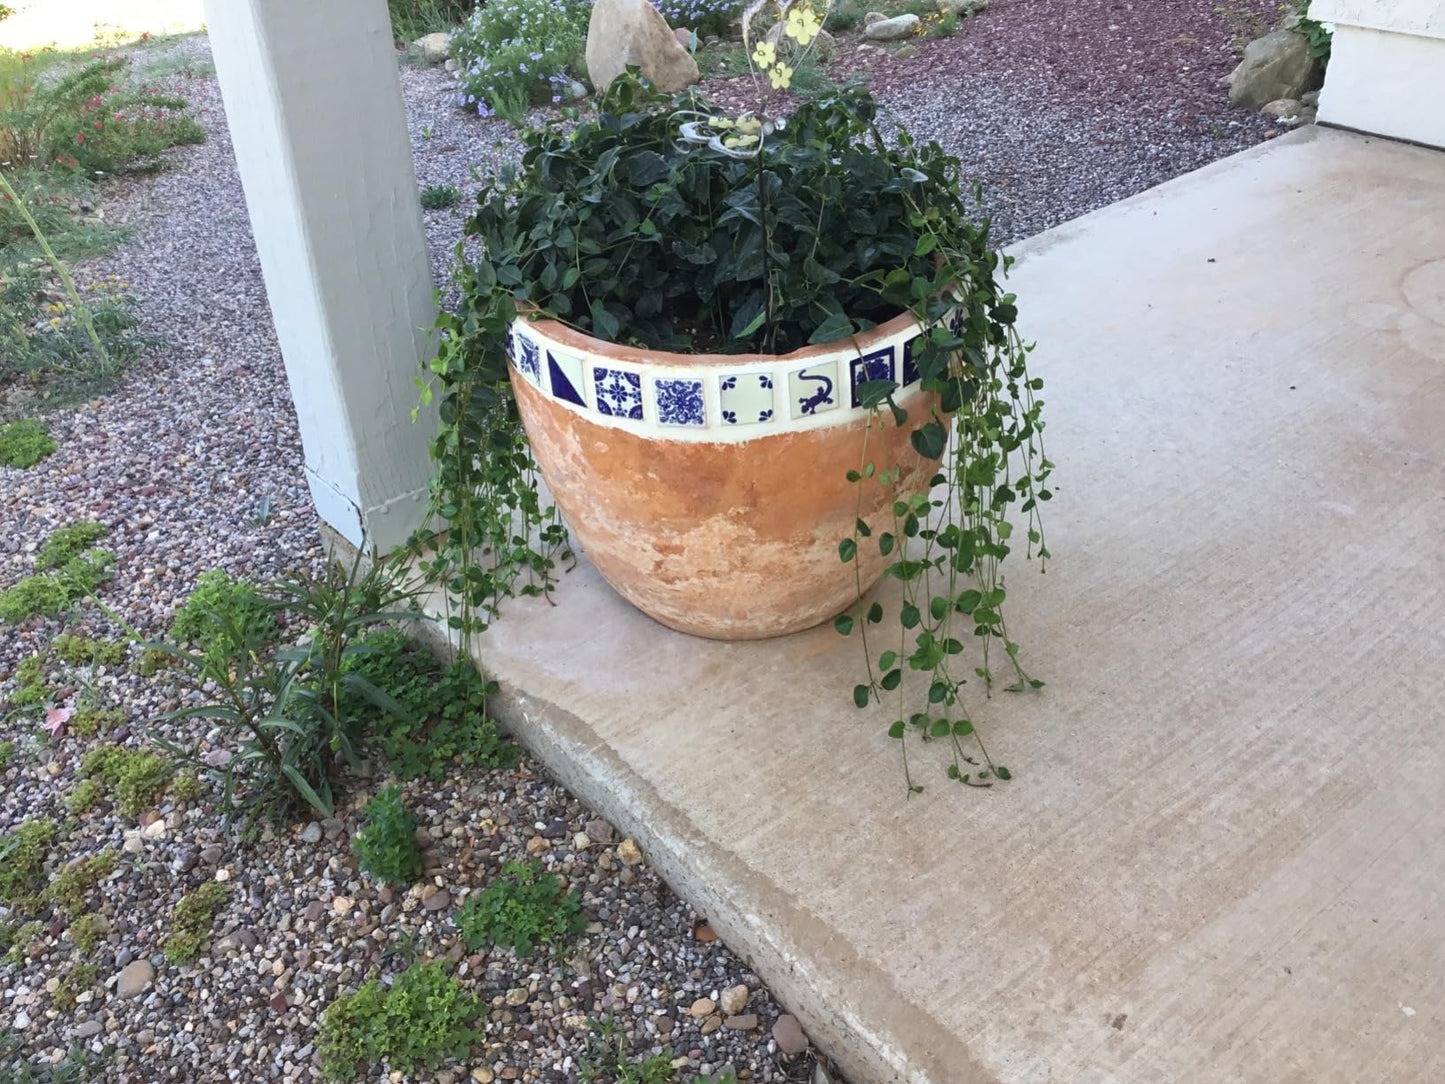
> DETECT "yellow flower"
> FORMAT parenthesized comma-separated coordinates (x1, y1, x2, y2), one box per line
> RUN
(768, 62, 794, 90)
(785, 5, 822, 45)
(752, 41, 777, 68)
(736, 116, 763, 134)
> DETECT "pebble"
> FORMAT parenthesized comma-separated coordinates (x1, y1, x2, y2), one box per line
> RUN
(422, 888, 451, 912)
(720, 983, 750, 1015)
(115, 959, 155, 998)
(689, 997, 716, 1017)
(772, 1014, 808, 1055)
(585, 818, 616, 845)
(143, 818, 167, 839)
(724, 1013, 759, 1031)
(75, 1020, 103, 1039)
(298, 821, 322, 844)
(701, 1014, 722, 1035)
(617, 838, 643, 866)
(333, 896, 354, 916)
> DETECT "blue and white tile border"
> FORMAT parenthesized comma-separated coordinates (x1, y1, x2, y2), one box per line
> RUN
(508, 313, 951, 444)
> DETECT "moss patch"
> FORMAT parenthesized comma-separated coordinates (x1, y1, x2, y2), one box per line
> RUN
(53, 633, 126, 667)
(45, 849, 117, 915)
(36, 521, 108, 569)
(79, 746, 171, 818)
(0, 418, 57, 468)
(0, 818, 56, 907)
(164, 881, 228, 964)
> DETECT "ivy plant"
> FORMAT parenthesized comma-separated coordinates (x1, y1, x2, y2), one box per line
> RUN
(420, 58, 1051, 786)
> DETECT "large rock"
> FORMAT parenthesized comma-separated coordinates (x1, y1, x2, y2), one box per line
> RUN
(587, 0, 700, 95)
(864, 14, 921, 41)
(1228, 30, 1321, 110)
(412, 32, 450, 65)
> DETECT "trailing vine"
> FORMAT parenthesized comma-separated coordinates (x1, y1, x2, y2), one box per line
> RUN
(416, 6, 1051, 789)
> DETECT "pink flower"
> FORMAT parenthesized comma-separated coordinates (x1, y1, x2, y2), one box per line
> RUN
(44, 704, 72, 739)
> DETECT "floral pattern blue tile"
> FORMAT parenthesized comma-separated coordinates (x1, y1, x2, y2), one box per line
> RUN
(548, 351, 587, 409)
(901, 334, 923, 387)
(593, 366, 643, 420)
(655, 377, 705, 426)
(788, 361, 840, 419)
(850, 346, 895, 408)
(516, 333, 541, 385)
(719, 373, 774, 425)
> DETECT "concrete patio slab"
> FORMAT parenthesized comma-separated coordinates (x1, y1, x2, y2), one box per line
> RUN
(445, 127, 1445, 1083)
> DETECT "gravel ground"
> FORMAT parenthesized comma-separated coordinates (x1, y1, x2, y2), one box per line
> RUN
(2, 6, 1283, 1081)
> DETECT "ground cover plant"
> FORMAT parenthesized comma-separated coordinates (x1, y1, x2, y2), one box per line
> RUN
(456, 858, 586, 955)
(0, 417, 55, 466)
(449, 0, 591, 121)
(317, 959, 484, 1080)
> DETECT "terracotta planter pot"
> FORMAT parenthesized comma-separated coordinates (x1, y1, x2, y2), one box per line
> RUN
(507, 311, 944, 640)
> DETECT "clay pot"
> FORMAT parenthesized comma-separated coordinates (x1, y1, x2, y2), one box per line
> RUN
(507, 311, 944, 639)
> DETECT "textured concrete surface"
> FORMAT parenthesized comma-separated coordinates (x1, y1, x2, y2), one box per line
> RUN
(447, 127, 1445, 1083)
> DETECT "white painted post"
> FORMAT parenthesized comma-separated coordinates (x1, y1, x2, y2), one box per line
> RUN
(202, 0, 438, 551)
(1312, 0, 1445, 148)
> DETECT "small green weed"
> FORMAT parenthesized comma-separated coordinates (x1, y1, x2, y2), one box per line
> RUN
(0, 740, 13, 769)
(318, 959, 484, 1080)
(419, 183, 460, 210)
(45, 849, 117, 915)
(168, 568, 275, 660)
(68, 912, 106, 952)
(0, 418, 56, 468)
(79, 745, 171, 818)
(0, 818, 54, 906)
(164, 881, 228, 964)
(456, 859, 585, 956)
(37, 522, 107, 569)
(52, 633, 125, 667)
(578, 1017, 675, 1084)
(353, 785, 424, 886)
(152, 552, 418, 829)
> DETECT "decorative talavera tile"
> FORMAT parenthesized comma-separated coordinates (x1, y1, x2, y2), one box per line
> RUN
(514, 332, 541, 386)
(547, 350, 588, 409)
(654, 377, 705, 427)
(849, 346, 895, 407)
(788, 361, 840, 419)
(719, 373, 775, 426)
(593, 366, 643, 420)
(901, 334, 923, 387)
